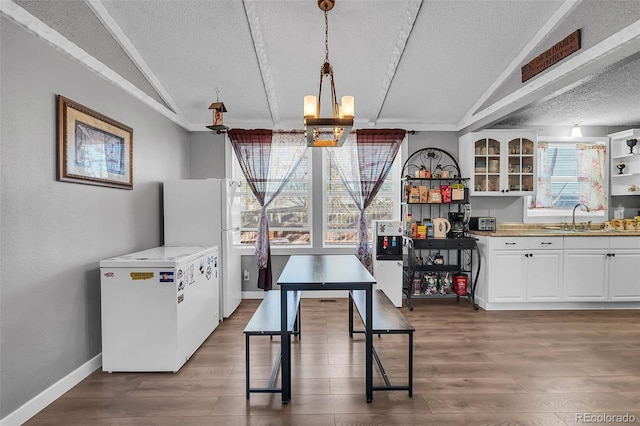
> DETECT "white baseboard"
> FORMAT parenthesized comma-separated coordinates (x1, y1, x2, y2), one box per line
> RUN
(479, 299, 640, 310)
(242, 290, 348, 299)
(1, 354, 102, 426)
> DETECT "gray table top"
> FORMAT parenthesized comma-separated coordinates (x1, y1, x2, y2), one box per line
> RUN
(277, 255, 375, 286)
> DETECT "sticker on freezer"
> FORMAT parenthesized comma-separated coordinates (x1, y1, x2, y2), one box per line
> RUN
(199, 260, 205, 275)
(130, 272, 154, 281)
(103, 272, 114, 278)
(206, 266, 212, 280)
(178, 294, 184, 304)
(159, 271, 174, 282)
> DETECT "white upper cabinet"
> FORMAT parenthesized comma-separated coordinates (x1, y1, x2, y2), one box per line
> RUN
(460, 130, 538, 196)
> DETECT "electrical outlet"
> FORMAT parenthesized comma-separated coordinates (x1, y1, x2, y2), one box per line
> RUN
(614, 208, 625, 219)
(243, 270, 250, 281)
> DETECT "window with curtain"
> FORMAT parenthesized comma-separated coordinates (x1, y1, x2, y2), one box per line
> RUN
(525, 138, 608, 221)
(231, 140, 402, 247)
(323, 149, 399, 245)
(232, 143, 311, 245)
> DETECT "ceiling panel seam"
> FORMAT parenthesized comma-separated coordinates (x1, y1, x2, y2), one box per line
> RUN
(243, 0, 279, 126)
(85, 0, 188, 124)
(368, 0, 422, 127)
(460, 20, 640, 134)
(458, 0, 581, 131)
(0, 1, 189, 129)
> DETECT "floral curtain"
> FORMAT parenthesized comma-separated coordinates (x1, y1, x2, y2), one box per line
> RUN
(327, 129, 405, 273)
(228, 129, 308, 290)
(576, 143, 608, 210)
(535, 142, 553, 208)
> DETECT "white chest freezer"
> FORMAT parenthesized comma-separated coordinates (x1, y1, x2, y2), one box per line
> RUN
(100, 246, 219, 372)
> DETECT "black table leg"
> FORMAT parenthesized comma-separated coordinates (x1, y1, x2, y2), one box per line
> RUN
(365, 287, 373, 403)
(281, 288, 290, 404)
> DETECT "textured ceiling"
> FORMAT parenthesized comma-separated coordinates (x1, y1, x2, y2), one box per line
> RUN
(4, 0, 640, 132)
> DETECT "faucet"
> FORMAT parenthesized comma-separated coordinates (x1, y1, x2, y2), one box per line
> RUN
(572, 203, 590, 230)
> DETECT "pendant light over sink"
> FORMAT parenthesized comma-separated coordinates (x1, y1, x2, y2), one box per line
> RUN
(303, 0, 354, 148)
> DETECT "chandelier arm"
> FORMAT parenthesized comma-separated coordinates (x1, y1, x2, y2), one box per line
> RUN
(330, 68, 339, 118)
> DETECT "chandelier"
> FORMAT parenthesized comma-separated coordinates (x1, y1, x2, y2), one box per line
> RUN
(303, 0, 354, 148)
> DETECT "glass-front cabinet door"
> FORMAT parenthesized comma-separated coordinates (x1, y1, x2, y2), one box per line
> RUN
(473, 138, 501, 193)
(507, 138, 535, 193)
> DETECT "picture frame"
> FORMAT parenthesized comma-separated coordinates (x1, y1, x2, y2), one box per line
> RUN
(57, 95, 133, 189)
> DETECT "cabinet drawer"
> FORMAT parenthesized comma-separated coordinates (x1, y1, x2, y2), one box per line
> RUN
(528, 237, 563, 249)
(491, 237, 528, 250)
(564, 236, 608, 250)
(610, 237, 640, 250)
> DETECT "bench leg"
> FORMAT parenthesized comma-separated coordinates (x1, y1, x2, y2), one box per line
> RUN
(245, 334, 250, 400)
(408, 332, 413, 397)
(348, 291, 354, 338)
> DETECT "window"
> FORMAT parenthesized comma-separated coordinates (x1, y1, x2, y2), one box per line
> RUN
(323, 149, 399, 246)
(525, 138, 607, 222)
(232, 148, 312, 245)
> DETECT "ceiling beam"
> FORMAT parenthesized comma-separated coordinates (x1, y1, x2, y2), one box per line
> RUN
(458, 0, 581, 133)
(242, 0, 280, 126)
(459, 18, 640, 134)
(368, 0, 423, 127)
(85, 0, 189, 125)
(0, 0, 189, 129)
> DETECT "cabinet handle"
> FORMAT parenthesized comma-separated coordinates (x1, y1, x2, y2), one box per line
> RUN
(525, 253, 529, 257)
(529, 253, 533, 257)
(541, 242, 553, 245)
(505, 242, 517, 245)
(611, 253, 616, 257)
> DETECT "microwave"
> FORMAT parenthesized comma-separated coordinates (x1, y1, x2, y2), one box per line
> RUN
(469, 217, 496, 232)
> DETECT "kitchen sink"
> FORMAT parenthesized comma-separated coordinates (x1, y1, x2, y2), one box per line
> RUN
(542, 226, 607, 233)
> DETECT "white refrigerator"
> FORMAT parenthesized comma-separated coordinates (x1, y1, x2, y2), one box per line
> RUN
(163, 178, 242, 319)
(100, 245, 219, 372)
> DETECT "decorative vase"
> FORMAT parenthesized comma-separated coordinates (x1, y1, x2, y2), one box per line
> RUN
(627, 138, 638, 154)
(617, 160, 626, 175)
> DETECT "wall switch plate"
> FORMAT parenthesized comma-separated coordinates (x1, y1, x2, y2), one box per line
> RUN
(243, 270, 250, 281)
(614, 208, 625, 219)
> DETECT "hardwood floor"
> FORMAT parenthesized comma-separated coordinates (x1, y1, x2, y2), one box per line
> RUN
(26, 298, 640, 425)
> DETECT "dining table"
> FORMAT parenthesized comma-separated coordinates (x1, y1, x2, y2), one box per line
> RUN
(277, 254, 376, 404)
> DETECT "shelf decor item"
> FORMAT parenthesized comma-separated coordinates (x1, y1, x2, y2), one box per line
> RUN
(617, 160, 626, 175)
(57, 95, 133, 189)
(627, 138, 638, 154)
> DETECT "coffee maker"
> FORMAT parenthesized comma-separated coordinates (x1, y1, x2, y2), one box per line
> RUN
(448, 211, 467, 238)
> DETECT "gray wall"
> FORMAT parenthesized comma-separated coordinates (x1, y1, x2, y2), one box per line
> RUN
(0, 18, 191, 419)
(189, 131, 227, 179)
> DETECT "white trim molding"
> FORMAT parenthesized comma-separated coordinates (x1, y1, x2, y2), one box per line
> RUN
(0, 354, 102, 426)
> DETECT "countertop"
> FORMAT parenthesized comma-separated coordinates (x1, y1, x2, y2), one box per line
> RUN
(469, 223, 640, 237)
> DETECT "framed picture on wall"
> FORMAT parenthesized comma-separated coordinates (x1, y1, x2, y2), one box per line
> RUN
(57, 95, 133, 189)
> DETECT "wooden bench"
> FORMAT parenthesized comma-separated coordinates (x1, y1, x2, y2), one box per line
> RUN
(243, 290, 301, 399)
(349, 289, 414, 396)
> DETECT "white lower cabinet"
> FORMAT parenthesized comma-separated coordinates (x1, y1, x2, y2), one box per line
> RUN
(489, 250, 527, 302)
(608, 237, 640, 300)
(487, 237, 562, 303)
(563, 237, 640, 301)
(562, 248, 608, 301)
(527, 250, 563, 301)
(481, 235, 640, 308)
